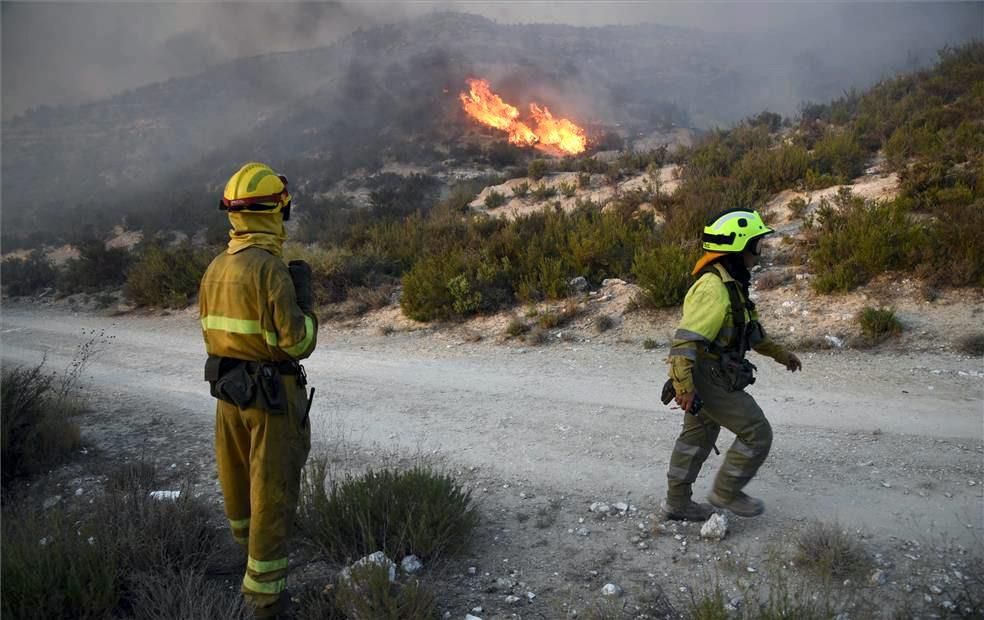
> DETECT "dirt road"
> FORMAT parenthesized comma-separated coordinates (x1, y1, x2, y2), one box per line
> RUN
(2, 304, 982, 615)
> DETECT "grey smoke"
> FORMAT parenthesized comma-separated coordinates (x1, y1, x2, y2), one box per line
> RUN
(2, 2, 981, 120)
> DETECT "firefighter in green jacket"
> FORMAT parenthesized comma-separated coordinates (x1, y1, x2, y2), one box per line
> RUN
(663, 209, 801, 521)
(200, 162, 317, 617)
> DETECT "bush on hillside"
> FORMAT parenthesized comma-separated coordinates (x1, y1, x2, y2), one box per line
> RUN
(59, 239, 131, 293)
(527, 159, 548, 181)
(511, 181, 530, 198)
(810, 129, 866, 180)
(483, 189, 507, 209)
(632, 244, 697, 308)
(806, 190, 924, 293)
(1, 250, 58, 297)
(858, 307, 902, 345)
(124, 242, 213, 308)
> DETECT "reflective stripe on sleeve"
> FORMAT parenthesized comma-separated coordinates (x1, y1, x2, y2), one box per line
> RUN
(674, 328, 709, 343)
(669, 347, 697, 360)
(201, 315, 278, 346)
(228, 517, 251, 529)
(282, 315, 315, 357)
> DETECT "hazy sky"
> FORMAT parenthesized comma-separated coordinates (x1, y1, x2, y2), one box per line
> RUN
(2, 2, 981, 119)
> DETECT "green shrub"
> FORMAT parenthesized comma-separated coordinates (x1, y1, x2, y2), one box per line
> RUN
(59, 239, 131, 293)
(795, 520, 869, 577)
(124, 242, 212, 307)
(807, 190, 925, 293)
(400, 253, 463, 322)
(858, 307, 902, 345)
(594, 314, 615, 333)
(297, 459, 479, 563)
(483, 190, 507, 209)
(334, 563, 436, 620)
(537, 311, 561, 329)
(1, 463, 220, 619)
(1, 363, 82, 487)
(632, 244, 697, 308)
(447, 274, 482, 315)
(512, 181, 530, 198)
(558, 181, 577, 197)
(127, 568, 247, 620)
(506, 317, 529, 338)
(642, 338, 658, 350)
(528, 159, 549, 181)
(530, 184, 558, 201)
(787, 197, 809, 219)
(1, 250, 58, 296)
(804, 168, 843, 190)
(811, 130, 866, 180)
(577, 172, 592, 189)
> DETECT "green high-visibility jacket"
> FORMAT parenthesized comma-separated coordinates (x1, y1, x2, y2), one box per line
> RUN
(668, 262, 788, 394)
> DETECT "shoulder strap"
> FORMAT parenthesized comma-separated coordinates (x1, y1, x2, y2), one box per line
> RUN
(697, 264, 750, 357)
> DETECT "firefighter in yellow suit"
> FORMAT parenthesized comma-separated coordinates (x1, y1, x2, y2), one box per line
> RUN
(663, 209, 801, 522)
(199, 162, 317, 618)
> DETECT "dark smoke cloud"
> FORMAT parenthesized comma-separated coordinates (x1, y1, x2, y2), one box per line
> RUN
(2, 2, 981, 120)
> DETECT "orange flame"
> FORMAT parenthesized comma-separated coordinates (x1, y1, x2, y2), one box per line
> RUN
(458, 79, 586, 155)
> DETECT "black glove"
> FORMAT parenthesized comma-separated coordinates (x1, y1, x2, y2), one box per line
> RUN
(288, 260, 313, 313)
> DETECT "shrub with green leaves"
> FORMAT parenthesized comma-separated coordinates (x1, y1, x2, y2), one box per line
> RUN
(1, 363, 82, 487)
(1, 250, 58, 296)
(530, 184, 558, 201)
(632, 244, 698, 308)
(297, 460, 479, 563)
(858, 307, 902, 345)
(483, 190, 507, 209)
(505, 317, 529, 337)
(2, 463, 222, 619)
(558, 181, 577, 197)
(527, 159, 548, 181)
(795, 520, 869, 577)
(512, 181, 530, 198)
(124, 242, 213, 307)
(811, 129, 866, 180)
(59, 238, 131, 293)
(807, 190, 924, 293)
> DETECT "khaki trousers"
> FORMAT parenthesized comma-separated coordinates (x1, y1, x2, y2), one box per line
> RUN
(215, 375, 311, 612)
(666, 358, 772, 507)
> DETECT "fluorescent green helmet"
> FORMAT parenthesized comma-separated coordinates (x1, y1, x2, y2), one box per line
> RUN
(702, 209, 774, 253)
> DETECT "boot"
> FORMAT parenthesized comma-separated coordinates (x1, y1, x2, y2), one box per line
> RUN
(707, 490, 765, 517)
(662, 499, 715, 522)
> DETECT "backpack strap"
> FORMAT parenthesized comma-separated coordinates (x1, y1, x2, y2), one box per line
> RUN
(696, 264, 752, 358)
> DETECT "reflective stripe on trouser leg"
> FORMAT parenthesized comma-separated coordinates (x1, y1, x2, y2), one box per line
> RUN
(216, 400, 252, 547)
(712, 420, 772, 500)
(240, 375, 312, 610)
(689, 359, 773, 502)
(666, 411, 720, 504)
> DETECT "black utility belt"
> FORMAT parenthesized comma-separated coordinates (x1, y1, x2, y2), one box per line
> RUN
(701, 350, 757, 392)
(204, 356, 306, 414)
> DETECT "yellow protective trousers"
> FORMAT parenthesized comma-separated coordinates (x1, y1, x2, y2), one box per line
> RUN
(215, 374, 311, 611)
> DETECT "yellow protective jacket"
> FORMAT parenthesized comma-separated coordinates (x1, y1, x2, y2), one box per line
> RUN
(199, 246, 317, 362)
(668, 262, 789, 394)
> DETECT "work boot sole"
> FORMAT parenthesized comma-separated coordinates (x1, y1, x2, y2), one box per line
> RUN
(661, 500, 714, 522)
(707, 492, 765, 517)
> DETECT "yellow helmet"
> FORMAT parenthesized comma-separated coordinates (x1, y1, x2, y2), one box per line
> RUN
(702, 209, 773, 253)
(220, 162, 293, 220)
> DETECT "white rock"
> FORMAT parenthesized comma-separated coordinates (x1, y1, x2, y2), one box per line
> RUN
(930, 585, 943, 595)
(589, 502, 610, 513)
(824, 334, 845, 348)
(526, 591, 536, 601)
(869, 569, 887, 585)
(342, 551, 396, 583)
(467, 566, 477, 575)
(401, 555, 423, 574)
(601, 583, 623, 597)
(471, 607, 484, 614)
(613, 502, 629, 512)
(148, 490, 180, 501)
(504, 595, 521, 604)
(465, 615, 483, 620)
(700, 513, 729, 541)
(576, 527, 590, 536)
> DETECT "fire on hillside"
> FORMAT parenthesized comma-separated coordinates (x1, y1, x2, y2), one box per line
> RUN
(458, 78, 587, 156)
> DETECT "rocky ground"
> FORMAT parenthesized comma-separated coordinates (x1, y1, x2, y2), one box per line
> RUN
(2, 299, 981, 619)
